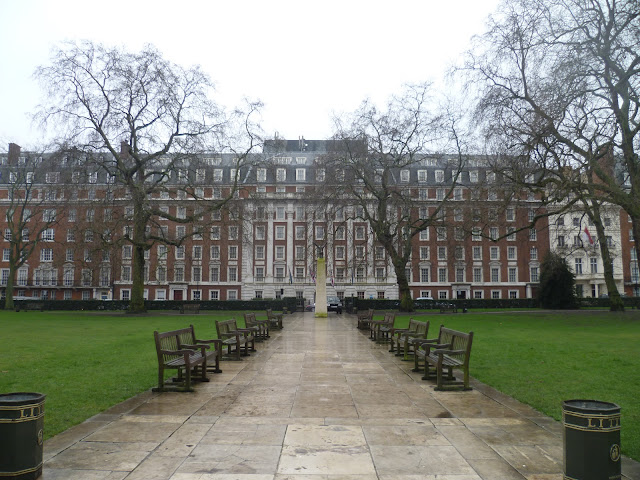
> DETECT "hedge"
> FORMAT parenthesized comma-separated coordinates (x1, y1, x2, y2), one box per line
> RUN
(4, 297, 298, 312)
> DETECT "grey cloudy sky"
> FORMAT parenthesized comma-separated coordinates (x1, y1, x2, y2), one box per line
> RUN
(0, 0, 500, 148)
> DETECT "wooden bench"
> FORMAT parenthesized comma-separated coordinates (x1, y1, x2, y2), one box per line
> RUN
(180, 303, 200, 314)
(439, 303, 458, 314)
(266, 309, 283, 329)
(391, 319, 430, 360)
(153, 327, 209, 392)
(414, 325, 473, 390)
(215, 318, 255, 360)
(370, 312, 396, 342)
(244, 312, 270, 341)
(176, 324, 223, 374)
(15, 301, 45, 312)
(356, 309, 374, 330)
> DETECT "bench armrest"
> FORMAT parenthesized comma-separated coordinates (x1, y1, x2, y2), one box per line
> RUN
(194, 338, 223, 348)
(181, 343, 209, 350)
(434, 348, 465, 355)
(160, 348, 199, 356)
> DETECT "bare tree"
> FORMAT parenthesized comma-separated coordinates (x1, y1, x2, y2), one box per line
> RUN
(35, 41, 261, 312)
(464, 0, 640, 310)
(326, 84, 466, 311)
(1, 146, 67, 310)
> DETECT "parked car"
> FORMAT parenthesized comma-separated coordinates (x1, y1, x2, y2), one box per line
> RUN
(327, 296, 343, 314)
(415, 296, 435, 308)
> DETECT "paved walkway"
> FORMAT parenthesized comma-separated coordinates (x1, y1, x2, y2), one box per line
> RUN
(43, 312, 640, 479)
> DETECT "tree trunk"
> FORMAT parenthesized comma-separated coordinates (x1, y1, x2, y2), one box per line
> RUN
(3, 265, 16, 311)
(592, 215, 624, 311)
(129, 244, 146, 313)
(393, 260, 414, 312)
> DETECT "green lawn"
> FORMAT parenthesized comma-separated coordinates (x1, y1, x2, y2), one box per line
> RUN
(392, 310, 640, 461)
(0, 310, 241, 440)
(1, 309, 639, 461)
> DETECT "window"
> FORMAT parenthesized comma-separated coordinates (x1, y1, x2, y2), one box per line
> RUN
(455, 246, 464, 260)
(192, 267, 201, 283)
(315, 226, 325, 240)
(529, 228, 537, 241)
(228, 226, 238, 240)
(558, 235, 566, 247)
(454, 188, 463, 201)
(506, 207, 515, 222)
(256, 245, 265, 260)
(295, 226, 305, 240)
(590, 257, 598, 274)
(177, 207, 186, 219)
(276, 225, 285, 240)
(509, 290, 518, 299)
(335, 226, 345, 240)
(507, 246, 516, 260)
(176, 225, 186, 239)
(43, 209, 56, 222)
(40, 248, 53, 262)
(121, 266, 131, 282)
(420, 246, 430, 260)
(276, 168, 286, 182)
(211, 226, 220, 240)
(355, 226, 365, 240)
(257, 168, 267, 182)
(439, 291, 448, 299)
(490, 227, 499, 240)
(400, 169, 410, 182)
(296, 168, 306, 181)
(419, 229, 429, 241)
(490, 246, 499, 260)
(438, 267, 447, 283)
(275, 246, 285, 260)
(420, 268, 430, 282)
(296, 245, 305, 260)
(174, 266, 184, 282)
(193, 245, 202, 260)
(210, 266, 220, 282)
(157, 266, 167, 282)
(472, 246, 482, 260)
(229, 245, 238, 260)
(335, 246, 345, 260)
(573, 217, 581, 227)
(175, 246, 185, 260)
(456, 268, 465, 282)
(356, 246, 365, 260)
(491, 267, 500, 282)
(530, 267, 539, 282)
(473, 267, 482, 283)
(276, 206, 286, 220)
(508, 267, 517, 283)
(436, 227, 446, 241)
(469, 170, 478, 183)
(436, 188, 445, 201)
(122, 245, 132, 260)
(85, 230, 94, 243)
(317, 168, 325, 182)
(417, 170, 428, 182)
(228, 266, 238, 282)
(255, 225, 266, 240)
(530, 247, 538, 260)
(474, 290, 483, 299)
(574, 258, 583, 274)
(2, 249, 9, 262)
(42, 228, 55, 242)
(435, 170, 444, 183)
(213, 169, 223, 182)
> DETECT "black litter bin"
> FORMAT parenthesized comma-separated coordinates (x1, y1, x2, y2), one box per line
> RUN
(0, 393, 46, 480)
(563, 399, 621, 480)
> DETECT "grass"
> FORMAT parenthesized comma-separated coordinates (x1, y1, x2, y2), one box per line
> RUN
(1, 309, 639, 461)
(388, 310, 640, 461)
(0, 310, 243, 440)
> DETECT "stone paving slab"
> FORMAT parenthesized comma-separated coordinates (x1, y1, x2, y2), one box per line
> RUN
(42, 312, 639, 480)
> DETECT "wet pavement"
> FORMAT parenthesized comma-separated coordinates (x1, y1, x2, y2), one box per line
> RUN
(42, 312, 640, 479)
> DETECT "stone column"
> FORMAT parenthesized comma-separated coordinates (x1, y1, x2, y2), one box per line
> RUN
(315, 257, 328, 318)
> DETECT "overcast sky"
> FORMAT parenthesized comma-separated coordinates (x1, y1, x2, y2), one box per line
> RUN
(0, 0, 501, 149)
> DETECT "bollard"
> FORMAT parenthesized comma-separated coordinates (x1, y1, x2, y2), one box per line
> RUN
(0, 393, 46, 480)
(563, 399, 621, 480)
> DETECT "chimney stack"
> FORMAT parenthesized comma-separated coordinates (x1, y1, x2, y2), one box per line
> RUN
(8, 143, 21, 165)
